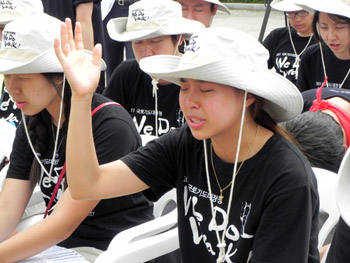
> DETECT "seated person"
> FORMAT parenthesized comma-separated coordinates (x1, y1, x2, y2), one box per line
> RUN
(103, 0, 203, 137)
(0, 13, 153, 262)
(263, 0, 316, 86)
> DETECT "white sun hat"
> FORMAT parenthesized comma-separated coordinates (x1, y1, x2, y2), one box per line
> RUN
(294, 0, 350, 19)
(271, 0, 303, 11)
(203, 0, 231, 14)
(336, 148, 350, 227)
(0, 0, 43, 25)
(0, 12, 106, 74)
(107, 0, 205, 42)
(139, 27, 303, 122)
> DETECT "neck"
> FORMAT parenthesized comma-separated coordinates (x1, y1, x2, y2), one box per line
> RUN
(211, 122, 259, 163)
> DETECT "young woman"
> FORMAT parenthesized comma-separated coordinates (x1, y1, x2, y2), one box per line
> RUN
(103, 0, 203, 137)
(0, 13, 153, 262)
(296, 0, 350, 91)
(263, 0, 316, 86)
(58, 22, 320, 262)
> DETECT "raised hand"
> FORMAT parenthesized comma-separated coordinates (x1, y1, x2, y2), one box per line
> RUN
(54, 18, 102, 98)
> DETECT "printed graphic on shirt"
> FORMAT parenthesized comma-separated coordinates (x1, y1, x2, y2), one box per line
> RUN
(184, 179, 254, 262)
(0, 85, 21, 126)
(275, 52, 298, 81)
(40, 159, 65, 213)
(131, 107, 185, 136)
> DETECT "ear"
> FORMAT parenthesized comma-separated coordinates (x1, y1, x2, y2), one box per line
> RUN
(245, 93, 256, 108)
(212, 4, 218, 16)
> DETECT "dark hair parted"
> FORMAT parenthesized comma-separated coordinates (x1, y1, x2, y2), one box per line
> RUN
(28, 73, 72, 187)
(281, 111, 346, 173)
(312, 11, 350, 42)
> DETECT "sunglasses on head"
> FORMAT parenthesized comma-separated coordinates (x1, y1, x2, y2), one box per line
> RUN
(285, 10, 309, 18)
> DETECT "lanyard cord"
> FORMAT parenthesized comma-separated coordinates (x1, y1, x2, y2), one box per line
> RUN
(22, 77, 66, 179)
(287, 25, 313, 80)
(151, 35, 183, 137)
(204, 91, 248, 263)
(320, 42, 350, 89)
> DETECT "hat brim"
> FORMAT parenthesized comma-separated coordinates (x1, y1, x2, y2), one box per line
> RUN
(337, 149, 350, 227)
(271, 0, 302, 11)
(139, 55, 302, 122)
(0, 49, 106, 74)
(205, 0, 231, 14)
(107, 16, 204, 42)
(294, 0, 350, 19)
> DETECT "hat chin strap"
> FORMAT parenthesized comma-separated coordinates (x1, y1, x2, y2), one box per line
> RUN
(203, 91, 248, 263)
(150, 35, 183, 137)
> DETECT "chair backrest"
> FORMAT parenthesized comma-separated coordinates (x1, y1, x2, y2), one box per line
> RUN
(312, 167, 340, 251)
(337, 149, 350, 227)
(0, 119, 16, 159)
(95, 189, 179, 263)
(0, 120, 16, 188)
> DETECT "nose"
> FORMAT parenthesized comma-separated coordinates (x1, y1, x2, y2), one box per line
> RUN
(4, 75, 21, 96)
(326, 28, 337, 42)
(181, 86, 199, 110)
(142, 45, 155, 58)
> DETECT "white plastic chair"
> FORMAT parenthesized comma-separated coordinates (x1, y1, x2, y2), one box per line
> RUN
(312, 167, 340, 252)
(95, 189, 179, 263)
(336, 149, 350, 227)
(0, 119, 16, 188)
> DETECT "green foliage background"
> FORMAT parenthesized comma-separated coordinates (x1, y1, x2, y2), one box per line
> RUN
(222, 0, 265, 3)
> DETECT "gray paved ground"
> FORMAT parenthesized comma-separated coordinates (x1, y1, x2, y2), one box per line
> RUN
(212, 7, 286, 41)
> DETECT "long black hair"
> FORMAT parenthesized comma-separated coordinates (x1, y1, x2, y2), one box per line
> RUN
(28, 73, 72, 187)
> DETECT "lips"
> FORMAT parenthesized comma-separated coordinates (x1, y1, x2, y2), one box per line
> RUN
(14, 101, 27, 109)
(187, 115, 205, 129)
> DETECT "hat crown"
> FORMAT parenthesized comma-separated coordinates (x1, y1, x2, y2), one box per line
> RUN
(0, 0, 43, 24)
(181, 27, 269, 69)
(1, 13, 60, 54)
(127, 0, 181, 27)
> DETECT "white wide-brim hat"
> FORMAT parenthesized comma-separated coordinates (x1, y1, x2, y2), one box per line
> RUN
(203, 0, 231, 14)
(107, 0, 204, 42)
(0, 0, 43, 25)
(294, 0, 350, 19)
(0, 13, 106, 74)
(337, 148, 350, 227)
(271, 0, 302, 11)
(140, 27, 302, 123)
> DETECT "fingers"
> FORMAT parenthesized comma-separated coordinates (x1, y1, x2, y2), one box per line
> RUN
(74, 22, 84, 51)
(93, 43, 102, 69)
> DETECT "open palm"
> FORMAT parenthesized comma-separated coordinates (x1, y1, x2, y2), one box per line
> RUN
(54, 18, 102, 97)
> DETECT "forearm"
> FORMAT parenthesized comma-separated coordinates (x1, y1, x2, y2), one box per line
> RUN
(76, 3, 94, 51)
(67, 94, 101, 200)
(0, 218, 68, 262)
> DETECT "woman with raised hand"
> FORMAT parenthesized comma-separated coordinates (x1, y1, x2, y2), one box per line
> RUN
(0, 13, 153, 262)
(58, 20, 319, 262)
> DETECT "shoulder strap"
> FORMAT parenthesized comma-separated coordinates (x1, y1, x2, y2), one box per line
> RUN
(43, 101, 121, 218)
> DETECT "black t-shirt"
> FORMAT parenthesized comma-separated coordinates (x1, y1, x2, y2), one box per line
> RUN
(103, 59, 185, 136)
(121, 125, 320, 263)
(326, 216, 350, 263)
(302, 87, 350, 112)
(41, 0, 104, 46)
(0, 83, 21, 126)
(297, 43, 350, 92)
(6, 93, 153, 250)
(263, 27, 317, 85)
